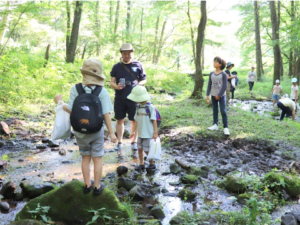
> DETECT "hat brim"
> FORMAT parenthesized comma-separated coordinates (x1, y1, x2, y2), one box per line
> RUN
(80, 68, 106, 79)
(127, 93, 150, 102)
(226, 64, 234, 68)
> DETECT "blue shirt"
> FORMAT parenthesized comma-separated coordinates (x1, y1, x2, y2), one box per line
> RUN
(110, 61, 146, 99)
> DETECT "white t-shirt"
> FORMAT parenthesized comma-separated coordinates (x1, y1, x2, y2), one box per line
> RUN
(134, 103, 157, 138)
(291, 85, 299, 99)
(279, 98, 296, 110)
(247, 71, 256, 82)
(273, 85, 282, 95)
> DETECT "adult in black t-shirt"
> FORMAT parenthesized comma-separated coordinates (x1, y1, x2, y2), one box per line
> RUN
(110, 43, 147, 155)
(225, 62, 237, 106)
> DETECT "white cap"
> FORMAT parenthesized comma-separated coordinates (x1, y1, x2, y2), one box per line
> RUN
(275, 79, 280, 83)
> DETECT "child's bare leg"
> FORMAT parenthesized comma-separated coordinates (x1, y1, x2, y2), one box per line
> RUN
(138, 148, 144, 165)
(82, 155, 92, 187)
(273, 100, 275, 107)
(144, 152, 155, 165)
(92, 157, 103, 188)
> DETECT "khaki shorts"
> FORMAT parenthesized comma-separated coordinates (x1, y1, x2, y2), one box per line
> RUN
(75, 127, 104, 158)
(137, 137, 151, 152)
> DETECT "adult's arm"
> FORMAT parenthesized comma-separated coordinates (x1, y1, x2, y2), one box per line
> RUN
(295, 90, 298, 102)
(138, 79, 147, 86)
(218, 72, 228, 97)
(110, 77, 122, 90)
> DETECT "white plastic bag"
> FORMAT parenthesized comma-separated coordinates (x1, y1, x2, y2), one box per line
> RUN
(51, 104, 71, 140)
(231, 77, 236, 88)
(147, 138, 161, 161)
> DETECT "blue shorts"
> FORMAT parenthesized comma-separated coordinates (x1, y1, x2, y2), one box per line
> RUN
(272, 94, 280, 100)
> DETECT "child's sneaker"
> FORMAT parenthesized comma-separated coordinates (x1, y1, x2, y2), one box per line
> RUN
(93, 182, 105, 196)
(131, 142, 138, 151)
(83, 180, 94, 193)
(135, 164, 145, 171)
(224, 128, 230, 135)
(208, 124, 219, 131)
(115, 142, 122, 154)
(147, 164, 156, 170)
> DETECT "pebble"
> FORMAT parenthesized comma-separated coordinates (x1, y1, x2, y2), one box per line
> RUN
(0, 202, 10, 212)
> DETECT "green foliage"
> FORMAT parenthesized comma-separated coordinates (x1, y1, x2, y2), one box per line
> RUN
(28, 203, 51, 224)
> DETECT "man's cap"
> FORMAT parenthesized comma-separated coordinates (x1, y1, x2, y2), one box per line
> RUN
(127, 85, 150, 102)
(226, 62, 234, 68)
(80, 59, 105, 79)
(120, 43, 134, 52)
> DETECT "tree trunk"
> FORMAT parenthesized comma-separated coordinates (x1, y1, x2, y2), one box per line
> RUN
(95, 1, 100, 56)
(269, 1, 281, 84)
(109, 1, 113, 33)
(277, 1, 284, 77)
(140, 8, 144, 45)
(152, 14, 160, 63)
(44, 44, 51, 68)
(187, 0, 196, 63)
(0, 1, 10, 45)
(81, 45, 86, 59)
(66, 1, 83, 63)
(254, 1, 264, 80)
(154, 19, 167, 65)
(289, 0, 295, 77)
(126, 1, 131, 42)
(295, 58, 300, 85)
(113, 1, 120, 43)
(201, 44, 204, 70)
(191, 1, 207, 99)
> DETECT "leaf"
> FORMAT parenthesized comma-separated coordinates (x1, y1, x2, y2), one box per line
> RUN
(40, 215, 48, 223)
(28, 210, 39, 213)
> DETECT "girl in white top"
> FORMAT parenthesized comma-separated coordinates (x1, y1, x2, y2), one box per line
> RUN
(247, 67, 257, 94)
(291, 77, 298, 104)
(270, 79, 285, 107)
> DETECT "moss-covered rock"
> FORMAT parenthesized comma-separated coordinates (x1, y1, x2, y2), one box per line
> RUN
(15, 180, 129, 224)
(150, 204, 165, 219)
(170, 163, 182, 174)
(169, 211, 192, 225)
(20, 181, 56, 199)
(189, 166, 208, 178)
(218, 175, 246, 193)
(177, 189, 196, 201)
(9, 219, 45, 225)
(265, 172, 300, 197)
(238, 193, 251, 204)
(180, 175, 198, 184)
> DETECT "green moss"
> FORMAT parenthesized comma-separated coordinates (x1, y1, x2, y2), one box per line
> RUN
(16, 180, 129, 224)
(180, 174, 198, 184)
(189, 166, 208, 178)
(177, 189, 196, 201)
(220, 175, 246, 193)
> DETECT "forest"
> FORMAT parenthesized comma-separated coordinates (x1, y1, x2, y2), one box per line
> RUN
(1, 1, 300, 225)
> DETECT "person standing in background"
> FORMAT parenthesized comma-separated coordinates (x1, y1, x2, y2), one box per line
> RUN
(247, 66, 257, 95)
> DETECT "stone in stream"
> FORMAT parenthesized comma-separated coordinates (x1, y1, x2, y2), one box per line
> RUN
(116, 166, 128, 176)
(0, 121, 10, 134)
(117, 187, 128, 196)
(47, 140, 59, 147)
(6, 140, 17, 146)
(217, 174, 246, 193)
(180, 174, 198, 184)
(36, 145, 47, 150)
(0, 160, 7, 168)
(118, 177, 137, 191)
(9, 219, 54, 225)
(129, 185, 149, 201)
(20, 180, 56, 199)
(0, 181, 16, 198)
(0, 201, 10, 212)
(15, 180, 129, 224)
(177, 189, 196, 201)
(169, 163, 182, 174)
(281, 214, 297, 225)
(0, 141, 5, 148)
(14, 192, 24, 201)
(59, 149, 66, 156)
(150, 204, 165, 219)
(41, 138, 49, 143)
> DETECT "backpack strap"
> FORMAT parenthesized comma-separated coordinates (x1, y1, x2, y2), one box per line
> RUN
(76, 83, 86, 95)
(92, 85, 103, 96)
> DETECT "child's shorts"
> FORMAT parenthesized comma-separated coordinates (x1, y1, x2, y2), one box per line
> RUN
(137, 137, 151, 152)
(272, 94, 280, 100)
(75, 127, 104, 157)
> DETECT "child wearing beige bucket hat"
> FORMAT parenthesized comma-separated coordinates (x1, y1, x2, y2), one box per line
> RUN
(54, 58, 116, 195)
(127, 85, 158, 171)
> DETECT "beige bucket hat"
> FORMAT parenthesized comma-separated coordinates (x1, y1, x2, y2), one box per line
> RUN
(80, 59, 106, 86)
(120, 43, 134, 52)
(127, 85, 150, 102)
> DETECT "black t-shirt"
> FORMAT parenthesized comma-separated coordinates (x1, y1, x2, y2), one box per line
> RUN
(110, 61, 146, 99)
(225, 69, 231, 83)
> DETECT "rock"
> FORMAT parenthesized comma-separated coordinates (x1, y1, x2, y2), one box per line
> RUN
(51, 147, 59, 151)
(61, 160, 76, 164)
(189, 166, 208, 178)
(41, 138, 49, 143)
(9, 219, 46, 225)
(282, 190, 291, 201)
(0, 181, 16, 198)
(59, 149, 66, 156)
(232, 140, 242, 149)
(36, 145, 47, 150)
(0, 160, 7, 168)
(0, 201, 10, 212)
(150, 187, 161, 195)
(138, 219, 161, 224)
(123, 129, 130, 138)
(47, 140, 59, 147)
(265, 172, 300, 197)
(6, 140, 16, 146)
(118, 178, 137, 191)
(67, 149, 73, 152)
(285, 212, 300, 223)
(281, 214, 297, 225)
(218, 175, 246, 193)
(170, 163, 182, 174)
(18, 159, 25, 162)
(216, 168, 231, 176)
(180, 175, 198, 184)
(177, 189, 196, 201)
(129, 185, 148, 200)
(238, 193, 250, 204)
(0, 121, 10, 134)
(20, 180, 56, 199)
(117, 187, 128, 196)
(14, 192, 24, 201)
(0, 141, 5, 148)
(150, 204, 165, 219)
(117, 166, 128, 176)
(175, 158, 190, 169)
(15, 180, 129, 223)
(170, 211, 189, 224)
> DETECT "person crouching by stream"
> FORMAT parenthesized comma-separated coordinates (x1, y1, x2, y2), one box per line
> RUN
(277, 96, 295, 121)
(127, 85, 158, 171)
(206, 56, 230, 136)
(54, 59, 117, 195)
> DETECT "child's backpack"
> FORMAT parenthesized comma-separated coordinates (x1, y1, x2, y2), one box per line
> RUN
(70, 83, 103, 134)
(138, 102, 162, 127)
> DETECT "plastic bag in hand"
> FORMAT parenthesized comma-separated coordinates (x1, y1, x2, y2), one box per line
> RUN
(51, 104, 71, 140)
(147, 138, 161, 161)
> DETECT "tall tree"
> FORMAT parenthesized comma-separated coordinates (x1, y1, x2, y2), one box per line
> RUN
(66, 1, 83, 63)
(191, 1, 207, 99)
(95, 1, 101, 56)
(153, 19, 167, 64)
(152, 14, 160, 63)
(126, 1, 131, 42)
(187, 0, 196, 64)
(113, 1, 120, 43)
(289, 0, 295, 77)
(269, 1, 281, 84)
(140, 7, 144, 45)
(254, 1, 264, 80)
(0, 1, 10, 45)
